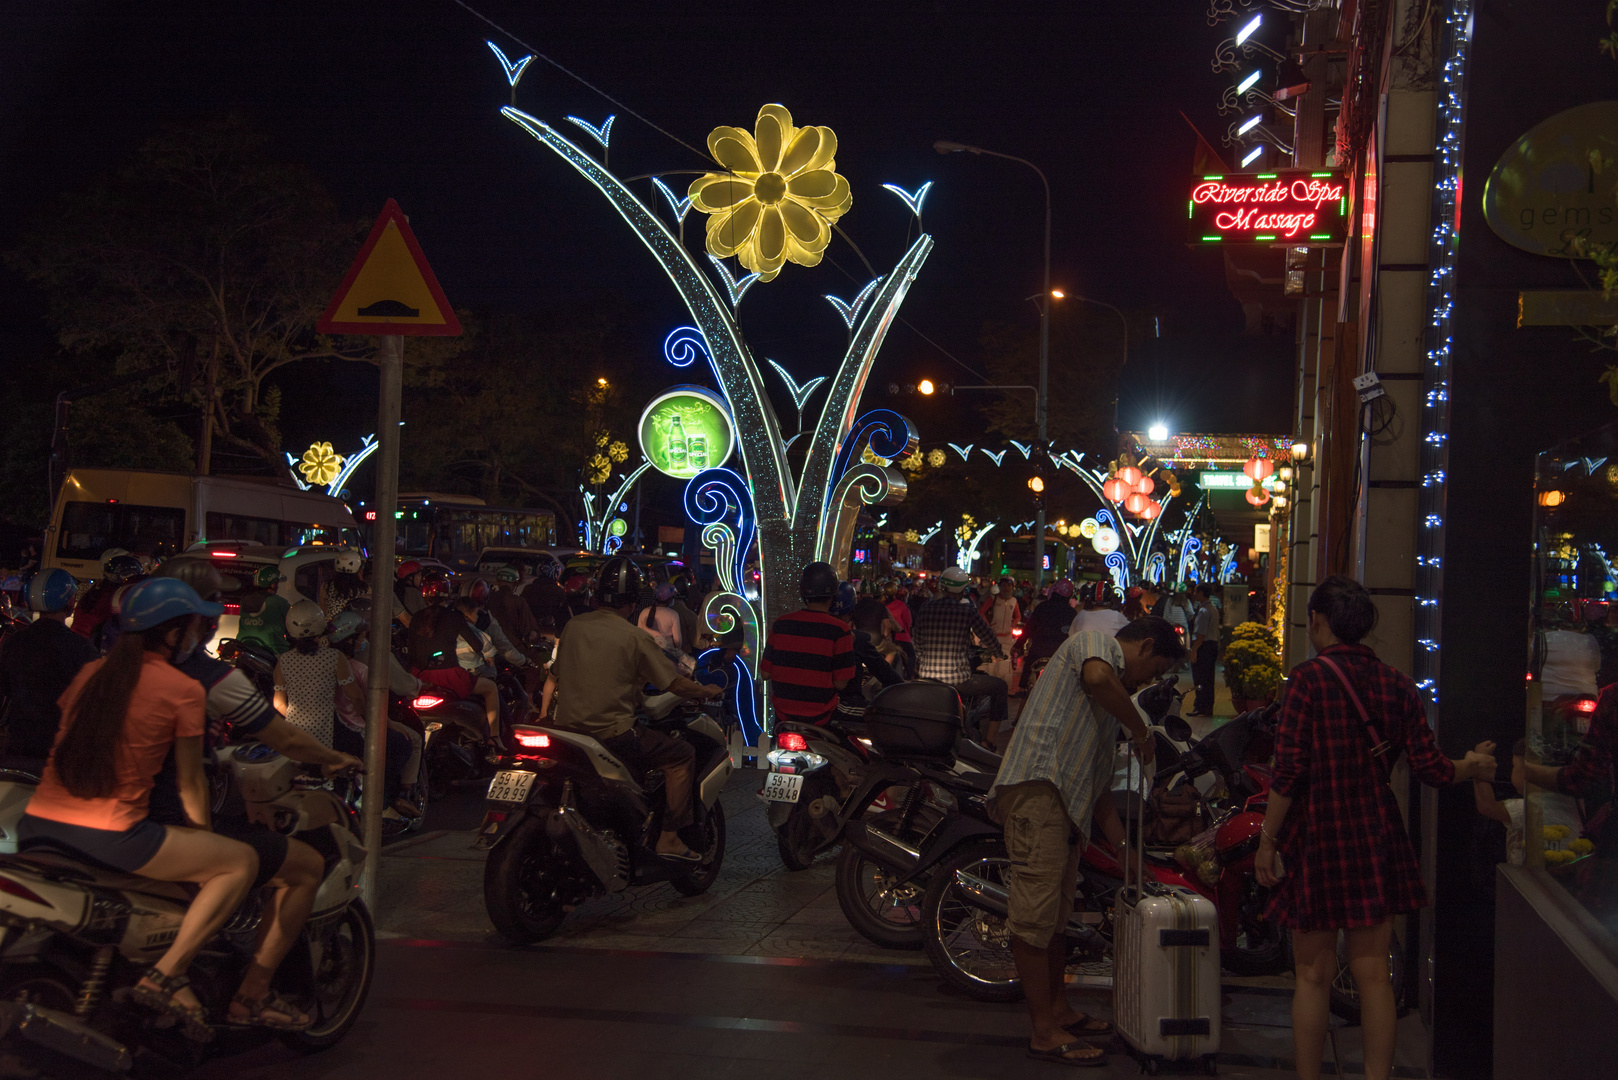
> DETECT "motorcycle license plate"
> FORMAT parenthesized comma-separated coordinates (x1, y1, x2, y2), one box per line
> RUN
(762, 772, 803, 803)
(487, 769, 536, 804)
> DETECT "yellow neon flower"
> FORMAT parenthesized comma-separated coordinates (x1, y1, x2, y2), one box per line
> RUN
(608, 440, 629, 464)
(927, 449, 946, 468)
(904, 529, 919, 542)
(298, 442, 344, 487)
(688, 104, 852, 282)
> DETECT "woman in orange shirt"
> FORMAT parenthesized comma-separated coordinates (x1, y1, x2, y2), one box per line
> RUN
(18, 578, 257, 1042)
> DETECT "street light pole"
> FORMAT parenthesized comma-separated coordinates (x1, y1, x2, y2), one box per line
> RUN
(1072, 295, 1130, 433)
(936, 141, 1052, 586)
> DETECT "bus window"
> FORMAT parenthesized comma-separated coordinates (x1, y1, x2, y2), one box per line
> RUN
(205, 512, 282, 547)
(57, 502, 186, 561)
(285, 524, 354, 547)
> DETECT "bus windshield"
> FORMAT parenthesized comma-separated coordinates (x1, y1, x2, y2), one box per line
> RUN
(57, 502, 186, 561)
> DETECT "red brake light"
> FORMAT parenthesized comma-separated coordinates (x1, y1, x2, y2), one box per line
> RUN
(1575, 698, 1598, 713)
(211, 551, 238, 558)
(1012, 627, 1023, 636)
(514, 730, 551, 749)
(0, 875, 49, 906)
(221, 602, 241, 615)
(778, 732, 808, 752)
(412, 694, 446, 710)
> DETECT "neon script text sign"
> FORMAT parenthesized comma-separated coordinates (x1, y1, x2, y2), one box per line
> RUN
(1189, 170, 1348, 245)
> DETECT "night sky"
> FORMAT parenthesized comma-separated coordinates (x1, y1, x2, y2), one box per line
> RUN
(0, 0, 1292, 464)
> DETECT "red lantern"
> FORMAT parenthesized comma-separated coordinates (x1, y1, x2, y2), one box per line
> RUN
(1245, 483, 1271, 507)
(1117, 465, 1143, 486)
(1138, 499, 1161, 521)
(1243, 456, 1274, 482)
(1103, 478, 1130, 502)
(1125, 492, 1148, 514)
(1135, 474, 1155, 496)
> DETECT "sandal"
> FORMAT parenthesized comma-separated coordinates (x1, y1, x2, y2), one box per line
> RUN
(128, 967, 213, 1043)
(228, 991, 312, 1032)
(1026, 1040, 1106, 1068)
(1062, 1014, 1114, 1038)
(657, 848, 702, 862)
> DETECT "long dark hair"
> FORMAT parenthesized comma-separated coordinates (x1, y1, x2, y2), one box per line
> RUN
(54, 615, 193, 799)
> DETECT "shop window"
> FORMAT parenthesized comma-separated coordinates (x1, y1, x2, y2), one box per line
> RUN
(1525, 423, 1618, 945)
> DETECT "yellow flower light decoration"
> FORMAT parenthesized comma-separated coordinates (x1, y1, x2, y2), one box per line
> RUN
(608, 440, 629, 464)
(904, 529, 919, 542)
(298, 442, 344, 488)
(927, 449, 946, 468)
(688, 104, 852, 282)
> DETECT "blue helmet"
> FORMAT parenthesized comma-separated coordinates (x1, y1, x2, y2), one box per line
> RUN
(117, 578, 223, 632)
(27, 569, 79, 614)
(829, 581, 858, 619)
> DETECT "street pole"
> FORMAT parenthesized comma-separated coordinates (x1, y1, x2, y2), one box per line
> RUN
(361, 334, 403, 911)
(934, 141, 1052, 587)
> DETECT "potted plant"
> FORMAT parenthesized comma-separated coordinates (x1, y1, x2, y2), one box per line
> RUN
(1224, 621, 1281, 712)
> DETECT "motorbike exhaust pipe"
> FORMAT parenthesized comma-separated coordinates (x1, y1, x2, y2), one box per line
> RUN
(844, 819, 922, 875)
(0, 1001, 133, 1074)
(950, 870, 1104, 942)
(545, 806, 627, 893)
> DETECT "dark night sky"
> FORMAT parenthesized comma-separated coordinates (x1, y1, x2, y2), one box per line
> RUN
(0, 0, 1291, 460)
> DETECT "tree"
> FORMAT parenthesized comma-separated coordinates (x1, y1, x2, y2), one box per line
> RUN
(7, 114, 368, 471)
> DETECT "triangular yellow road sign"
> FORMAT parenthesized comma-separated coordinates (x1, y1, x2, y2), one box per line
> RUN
(317, 199, 462, 336)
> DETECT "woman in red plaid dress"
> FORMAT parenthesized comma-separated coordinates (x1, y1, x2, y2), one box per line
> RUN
(1255, 577, 1494, 1080)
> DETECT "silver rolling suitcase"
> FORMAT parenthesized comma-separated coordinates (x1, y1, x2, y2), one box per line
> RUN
(1112, 755, 1221, 1073)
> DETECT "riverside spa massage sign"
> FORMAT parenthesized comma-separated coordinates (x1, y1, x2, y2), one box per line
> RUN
(1188, 170, 1348, 245)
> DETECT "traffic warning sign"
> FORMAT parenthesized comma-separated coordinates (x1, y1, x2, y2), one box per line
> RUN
(317, 199, 462, 336)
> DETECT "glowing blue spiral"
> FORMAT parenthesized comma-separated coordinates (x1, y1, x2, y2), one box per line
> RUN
(1179, 536, 1203, 584)
(663, 326, 713, 371)
(1105, 551, 1130, 590)
(1095, 507, 1118, 532)
(829, 409, 918, 495)
(1148, 552, 1167, 584)
(683, 467, 756, 595)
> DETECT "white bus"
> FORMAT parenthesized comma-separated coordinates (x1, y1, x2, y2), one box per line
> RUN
(44, 468, 360, 580)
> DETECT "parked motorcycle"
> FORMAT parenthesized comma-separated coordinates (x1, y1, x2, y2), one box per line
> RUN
(477, 693, 733, 944)
(0, 748, 373, 1074)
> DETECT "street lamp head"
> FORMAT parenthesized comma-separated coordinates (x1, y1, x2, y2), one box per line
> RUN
(918, 379, 935, 395)
(933, 140, 971, 155)
(1147, 423, 1169, 441)
(1049, 289, 1065, 300)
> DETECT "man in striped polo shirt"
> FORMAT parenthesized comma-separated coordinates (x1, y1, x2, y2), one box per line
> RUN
(760, 562, 855, 726)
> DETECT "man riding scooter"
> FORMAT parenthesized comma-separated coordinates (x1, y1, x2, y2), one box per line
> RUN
(540, 556, 720, 861)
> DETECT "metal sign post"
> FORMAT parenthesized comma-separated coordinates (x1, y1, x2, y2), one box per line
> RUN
(360, 334, 402, 911)
(316, 199, 460, 912)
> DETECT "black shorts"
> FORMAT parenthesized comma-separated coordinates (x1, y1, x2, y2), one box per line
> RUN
(17, 814, 169, 874)
(214, 817, 289, 890)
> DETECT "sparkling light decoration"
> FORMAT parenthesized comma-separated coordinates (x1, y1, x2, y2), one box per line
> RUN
(297, 442, 344, 488)
(824, 279, 881, 329)
(1414, 0, 1473, 704)
(565, 114, 616, 150)
(485, 41, 533, 87)
(285, 434, 380, 497)
(687, 105, 852, 282)
(881, 181, 933, 220)
(581, 461, 653, 552)
(499, 102, 930, 740)
(957, 520, 997, 571)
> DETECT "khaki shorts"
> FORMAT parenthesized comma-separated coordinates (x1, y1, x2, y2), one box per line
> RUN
(997, 781, 1082, 950)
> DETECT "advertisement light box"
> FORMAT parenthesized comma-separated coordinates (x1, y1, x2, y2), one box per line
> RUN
(1189, 170, 1347, 246)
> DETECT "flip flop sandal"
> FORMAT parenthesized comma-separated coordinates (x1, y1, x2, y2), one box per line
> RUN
(1063, 1014, 1114, 1037)
(128, 968, 213, 1043)
(227, 991, 313, 1032)
(1026, 1040, 1106, 1068)
(658, 848, 703, 862)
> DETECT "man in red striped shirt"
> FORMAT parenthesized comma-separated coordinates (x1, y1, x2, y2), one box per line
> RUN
(761, 563, 855, 727)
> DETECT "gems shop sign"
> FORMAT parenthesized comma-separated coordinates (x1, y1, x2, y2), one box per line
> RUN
(638, 386, 735, 480)
(1189, 170, 1347, 245)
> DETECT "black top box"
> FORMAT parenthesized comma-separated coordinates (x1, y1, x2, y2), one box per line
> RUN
(863, 681, 963, 760)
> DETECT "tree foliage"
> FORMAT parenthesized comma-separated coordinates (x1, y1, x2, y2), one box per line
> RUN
(6, 114, 369, 470)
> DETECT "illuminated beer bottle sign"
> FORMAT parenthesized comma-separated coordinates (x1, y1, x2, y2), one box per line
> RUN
(638, 385, 736, 480)
(1189, 170, 1348, 245)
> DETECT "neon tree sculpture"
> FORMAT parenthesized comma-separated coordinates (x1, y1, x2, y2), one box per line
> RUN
(498, 97, 930, 739)
(918, 520, 943, 545)
(956, 521, 997, 572)
(285, 434, 380, 498)
(580, 461, 653, 553)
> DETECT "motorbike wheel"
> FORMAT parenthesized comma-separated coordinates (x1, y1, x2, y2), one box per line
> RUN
(484, 814, 573, 943)
(1219, 879, 1291, 977)
(283, 901, 376, 1051)
(920, 838, 1024, 1003)
(835, 840, 926, 950)
(775, 771, 835, 872)
(671, 801, 727, 897)
(1328, 931, 1406, 1025)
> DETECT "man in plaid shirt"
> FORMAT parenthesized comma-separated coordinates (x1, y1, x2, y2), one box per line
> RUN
(912, 566, 1009, 748)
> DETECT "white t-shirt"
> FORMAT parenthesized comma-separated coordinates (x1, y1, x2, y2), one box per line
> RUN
(1069, 609, 1129, 637)
(1503, 794, 1583, 866)
(1539, 630, 1601, 699)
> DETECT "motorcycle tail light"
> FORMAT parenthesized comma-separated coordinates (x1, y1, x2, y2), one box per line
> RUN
(0, 875, 49, 906)
(777, 732, 809, 752)
(1012, 628, 1023, 636)
(513, 730, 551, 749)
(221, 603, 241, 615)
(1575, 698, 1598, 713)
(412, 694, 446, 710)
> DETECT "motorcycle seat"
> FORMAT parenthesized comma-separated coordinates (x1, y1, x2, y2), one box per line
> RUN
(954, 738, 1003, 771)
(5, 852, 197, 902)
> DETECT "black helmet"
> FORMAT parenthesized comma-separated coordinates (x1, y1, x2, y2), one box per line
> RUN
(799, 561, 840, 602)
(595, 556, 642, 607)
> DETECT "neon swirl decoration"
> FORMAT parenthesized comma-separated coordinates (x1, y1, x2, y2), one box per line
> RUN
(663, 325, 718, 382)
(684, 467, 755, 595)
(1105, 551, 1130, 590)
(827, 409, 918, 508)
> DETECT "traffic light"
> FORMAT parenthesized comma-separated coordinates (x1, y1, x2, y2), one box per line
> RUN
(1027, 472, 1045, 510)
(888, 381, 952, 397)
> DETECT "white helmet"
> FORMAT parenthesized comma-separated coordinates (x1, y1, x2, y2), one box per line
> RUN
(285, 599, 329, 641)
(940, 566, 971, 593)
(334, 549, 364, 574)
(100, 548, 132, 572)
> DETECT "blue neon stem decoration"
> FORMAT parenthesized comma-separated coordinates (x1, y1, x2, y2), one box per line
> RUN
(827, 409, 918, 505)
(486, 42, 533, 87)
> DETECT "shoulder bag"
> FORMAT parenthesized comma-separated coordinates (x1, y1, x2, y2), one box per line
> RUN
(1317, 654, 1392, 781)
